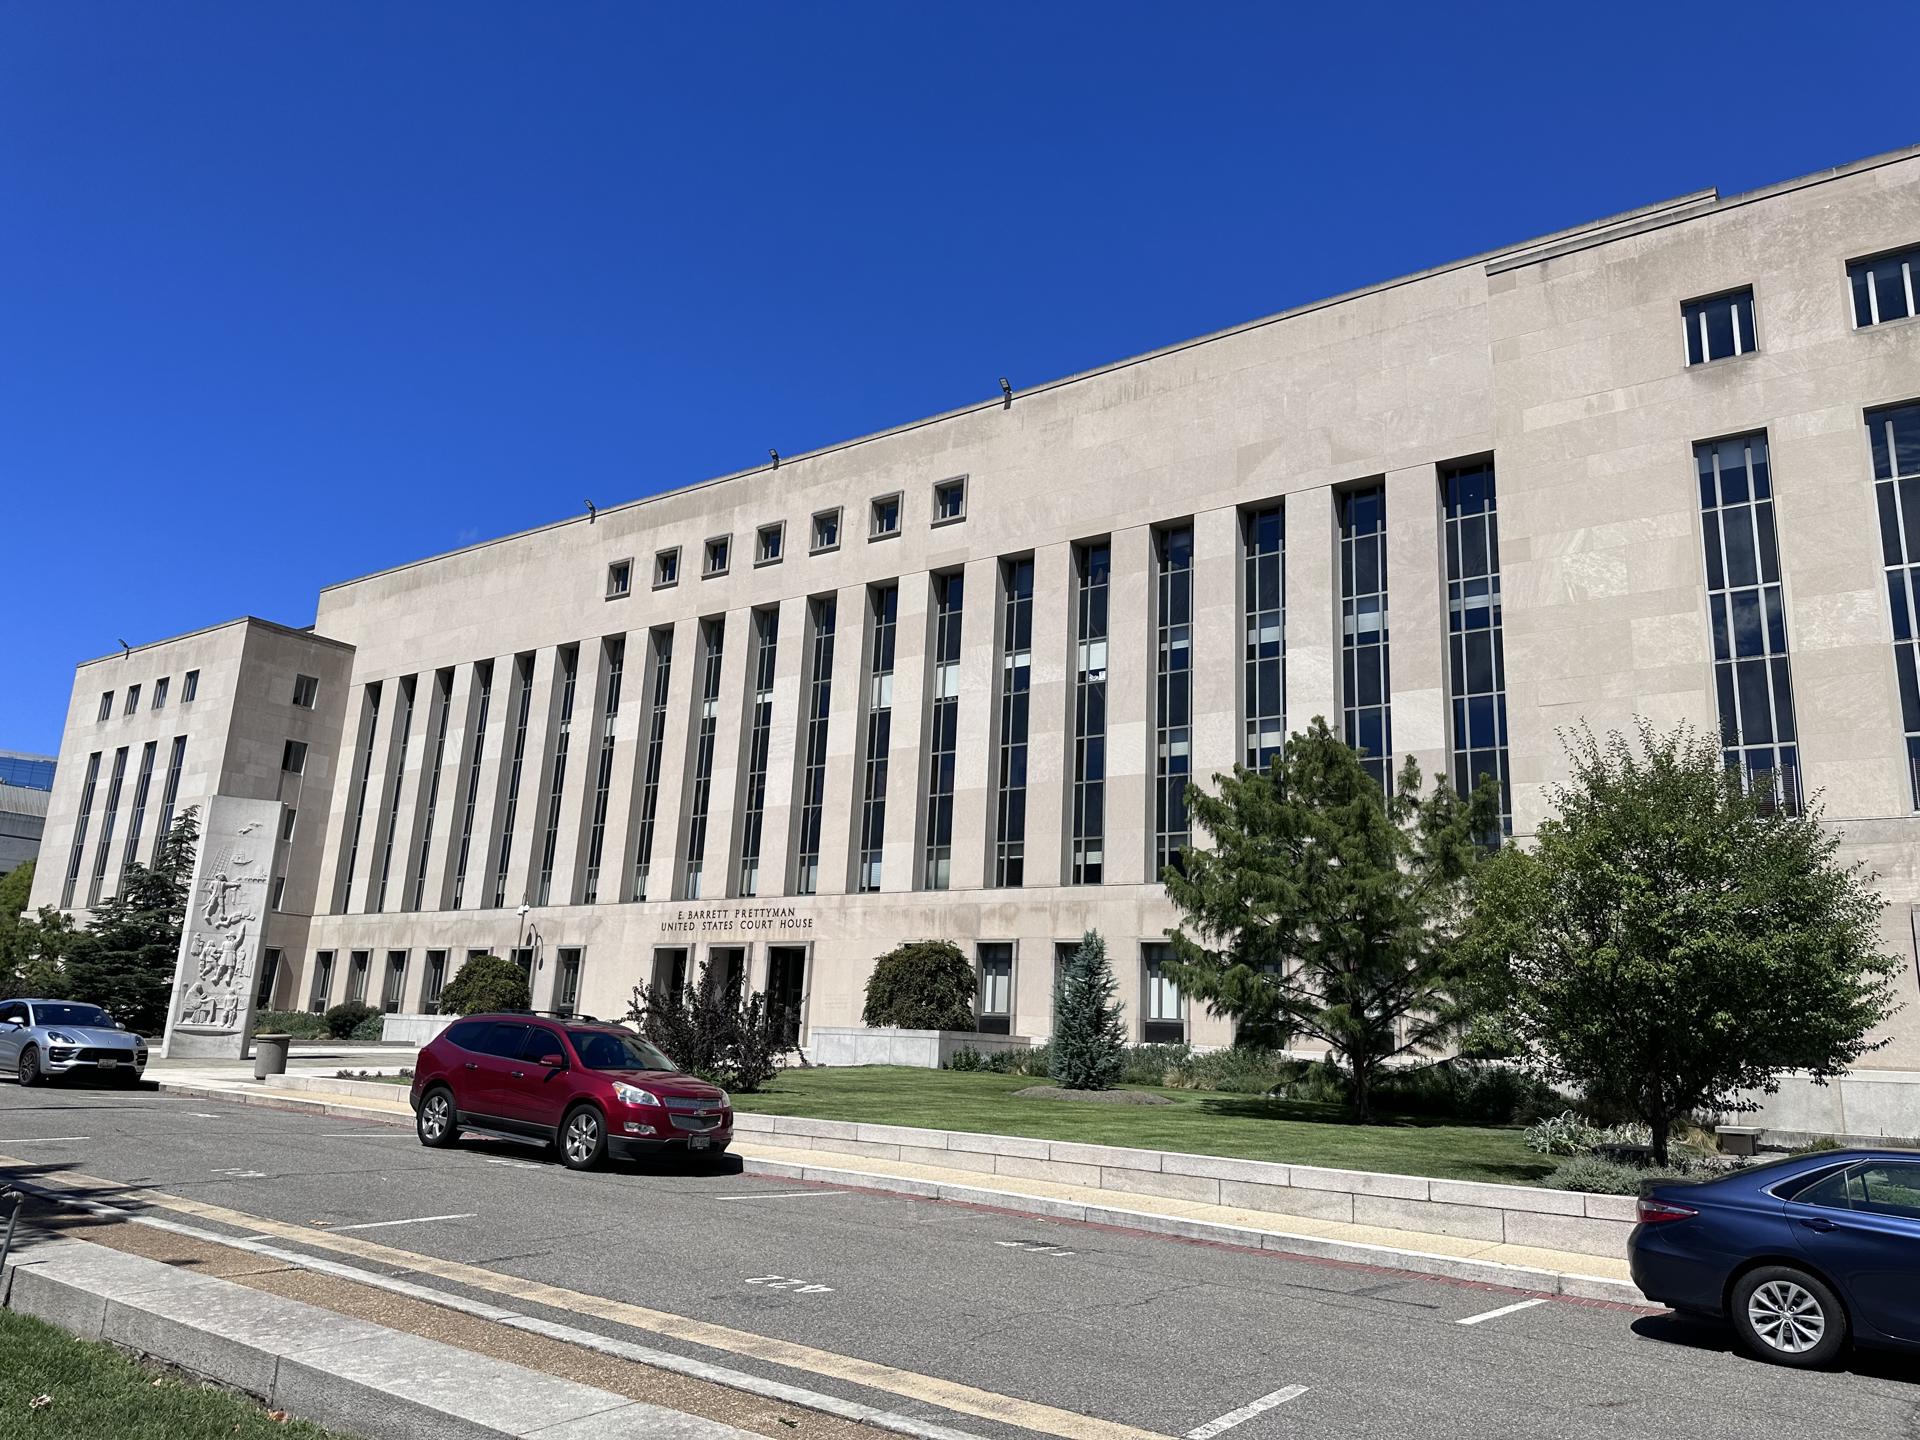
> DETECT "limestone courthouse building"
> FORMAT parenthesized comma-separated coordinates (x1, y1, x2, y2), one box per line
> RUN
(28, 147, 1920, 1131)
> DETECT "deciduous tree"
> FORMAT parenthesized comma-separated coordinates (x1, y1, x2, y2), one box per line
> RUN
(1463, 721, 1899, 1163)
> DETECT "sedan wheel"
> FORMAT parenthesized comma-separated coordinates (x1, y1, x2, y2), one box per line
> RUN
(18, 1047, 41, 1087)
(1733, 1266, 1846, 1368)
(416, 1090, 460, 1148)
(561, 1108, 605, 1171)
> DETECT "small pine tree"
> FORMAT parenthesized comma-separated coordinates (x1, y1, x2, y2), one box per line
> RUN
(1050, 931, 1126, 1090)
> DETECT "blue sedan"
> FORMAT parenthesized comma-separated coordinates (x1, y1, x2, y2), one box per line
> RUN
(1629, 1148, 1920, 1367)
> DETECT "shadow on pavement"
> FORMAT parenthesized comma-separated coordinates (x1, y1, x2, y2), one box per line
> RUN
(1631, 1311, 1920, 1384)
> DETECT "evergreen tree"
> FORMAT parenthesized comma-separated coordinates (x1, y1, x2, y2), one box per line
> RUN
(437, 953, 532, 1014)
(1049, 930, 1126, 1090)
(1463, 721, 1900, 1163)
(63, 808, 200, 1035)
(1162, 717, 1498, 1122)
(861, 940, 976, 1030)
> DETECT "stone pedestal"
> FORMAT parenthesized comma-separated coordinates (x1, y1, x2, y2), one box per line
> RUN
(162, 794, 285, 1059)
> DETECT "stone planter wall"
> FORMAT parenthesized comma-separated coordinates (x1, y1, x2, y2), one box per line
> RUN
(807, 1027, 1035, 1069)
(733, 1113, 1636, 1259)
(381, 1013, 456, 1046)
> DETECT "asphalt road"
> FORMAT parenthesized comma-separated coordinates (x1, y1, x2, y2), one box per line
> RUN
(2, 1081, 1917, 1440)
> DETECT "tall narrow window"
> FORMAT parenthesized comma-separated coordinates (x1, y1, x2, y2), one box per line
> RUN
(736, 610, 779, 896)
(976, 943, 1013, 1035)
(1699, 434, 1801, 811)
(857, 585, 897, 892)
(1340, 486, 1392, 791)
(120, 740, 158, 871)
(534, 646, 579, 906)
(554, 948, 584, 1018)
(408, 670, 454, 911)
(308, 951, 335, 1013)
(339, 682, 383, 912)
(182, 670, 198, 702)
(1443, 461, 1512, 833)
(422, 950, 448, 1013)
(450, 660, 493, 909)
(152, 736, 187, 863)
(490, 655, 535, 908)
(993, 558, 1035, 887)
(1071, 543, 1110, 884)
(629, 628, 673, 901)
(87, 747, 129, 906)
(1142, 943, 1186, 1044)
(682, 618, 726, 899)
(795, 597, 836, 896)
(61, 751, 102, 907)
(347, 950, 371, 1006)
(381, 950, 408, 1013)
(581, 637, 624, 904)
(152, 676, 169, 710)
(374, 675, 416, 912)
(1243, 505, 1285, 770)
(1869, 403, 1920, 805)
(1155, 527, 1193, 878)
(923, 573, 964, 889)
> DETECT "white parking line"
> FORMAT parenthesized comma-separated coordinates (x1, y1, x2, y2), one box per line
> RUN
(313, 1131, 413, 1139)
(0, 1136, 90, 1144)
(1456, 1297, 1551, 1326)
(715, 1190, 848, 1202)
(483, 1156, 544, 1171)
(327, 1213, 477, 1232)
(1185, 1386, 1308, 1439)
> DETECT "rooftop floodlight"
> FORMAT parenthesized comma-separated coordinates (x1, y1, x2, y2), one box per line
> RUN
(770, 448, 780, 469)
(585, 499, 597, 523)
(999, 376, 1013, 408)
(118, 638, 131, 657)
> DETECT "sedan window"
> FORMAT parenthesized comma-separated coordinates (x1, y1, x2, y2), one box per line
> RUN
(1789, 1167, 1856, 1210)
(1856, 1163, 1920, 1219)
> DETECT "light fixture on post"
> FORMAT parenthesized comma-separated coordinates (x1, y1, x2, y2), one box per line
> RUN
(769, 448, 780, 470)
(584, 500, 597, 524)
(999, 377, 1013, 409)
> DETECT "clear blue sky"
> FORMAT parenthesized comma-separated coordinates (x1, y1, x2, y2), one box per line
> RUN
(2, 3, 1910, 755)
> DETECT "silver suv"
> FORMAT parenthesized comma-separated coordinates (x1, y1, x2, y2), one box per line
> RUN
(0, 999, 149, 1086)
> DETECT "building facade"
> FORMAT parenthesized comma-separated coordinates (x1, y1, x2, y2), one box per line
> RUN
(28, 149, 1920, 1124)
(0, 749, 57, 877)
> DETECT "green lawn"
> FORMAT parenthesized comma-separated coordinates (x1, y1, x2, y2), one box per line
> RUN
(0, 1309, 358, 1440)
(731, 1067, 1554, 1185)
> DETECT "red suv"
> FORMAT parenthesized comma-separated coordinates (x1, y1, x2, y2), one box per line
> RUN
(410, 1013, 733, 1170)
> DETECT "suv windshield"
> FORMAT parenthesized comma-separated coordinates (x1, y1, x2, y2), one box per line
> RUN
(567, 1029, 675, 1072)
(34, 1004, 116, 1029)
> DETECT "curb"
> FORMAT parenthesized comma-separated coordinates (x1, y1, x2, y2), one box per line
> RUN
(4, 1237, 752, 1440)
(152, 1078, 1645, 1303)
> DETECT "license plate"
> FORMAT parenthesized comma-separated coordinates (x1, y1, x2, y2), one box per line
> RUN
(97, 1059, 118, 1069)
(686, 1136, 711, 1151)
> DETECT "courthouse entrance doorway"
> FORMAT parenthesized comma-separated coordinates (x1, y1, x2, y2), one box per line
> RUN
(767, 945, 808, 1048)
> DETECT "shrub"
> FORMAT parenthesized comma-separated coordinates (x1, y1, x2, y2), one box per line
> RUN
(437, 954, 531, 1016)
(1050, 932, 1127, 1090)
(1120, 1043, 1193, 1086)
(323, 1002, 378, 1040)
(1268, 1056, 1353, 1105)
(251, 1010, 330, 1039)
(1161, 1047, 1298, 1094)
(861, 940, 976, 1031)
(1376, 1061, 1570, 1126)
(946, 1042, 1051, 1076)
(627, 961, 782, 1092)
(1542, 1155, 1694, 1195)
(1525, 1110, 1605, 1156)
(349, 1013, 386, 1042)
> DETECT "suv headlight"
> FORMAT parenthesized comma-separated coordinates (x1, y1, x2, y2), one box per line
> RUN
(47, 1031, 77, 1045)
(612, 1082, 661, 1108)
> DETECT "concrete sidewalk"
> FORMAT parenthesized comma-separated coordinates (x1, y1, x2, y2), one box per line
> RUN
(152, 1073, 1641, 1302)
(5, 1235, 757, 1440)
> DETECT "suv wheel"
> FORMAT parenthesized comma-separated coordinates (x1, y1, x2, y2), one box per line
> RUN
(416, 1087, 460, 1148)
(560, 1106, 606, 1171)
(1732, 1265, 1846, 1368)
(18, 1046, 41, 1087)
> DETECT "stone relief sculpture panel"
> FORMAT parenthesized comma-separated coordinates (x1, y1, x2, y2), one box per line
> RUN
(163, 796, 284, 1058)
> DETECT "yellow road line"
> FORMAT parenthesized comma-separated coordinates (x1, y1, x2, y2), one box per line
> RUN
(6, 1159, 1168, 1440)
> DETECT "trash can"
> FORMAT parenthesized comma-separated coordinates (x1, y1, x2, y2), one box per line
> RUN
(253, 1034, 292, 1080)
